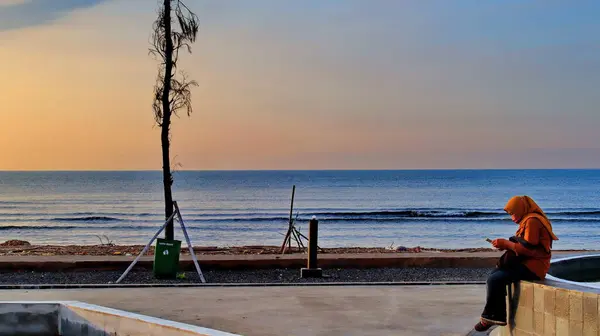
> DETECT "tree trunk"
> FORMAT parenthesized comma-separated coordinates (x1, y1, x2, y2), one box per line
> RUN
(161, 0, 175, 240)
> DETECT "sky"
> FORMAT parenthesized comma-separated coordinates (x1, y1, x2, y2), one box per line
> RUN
(1, 0, 600, 170)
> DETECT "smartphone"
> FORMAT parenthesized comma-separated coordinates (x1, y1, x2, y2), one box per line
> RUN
(485, 238, 493, 243)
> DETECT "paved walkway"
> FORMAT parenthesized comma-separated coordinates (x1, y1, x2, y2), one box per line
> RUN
(0, 285, 486, 336)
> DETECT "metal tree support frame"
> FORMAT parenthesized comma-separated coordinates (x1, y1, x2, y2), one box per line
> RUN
(116, 201, 206, 284)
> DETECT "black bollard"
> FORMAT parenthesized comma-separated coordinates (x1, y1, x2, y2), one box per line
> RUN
(301, 216, 322, 278)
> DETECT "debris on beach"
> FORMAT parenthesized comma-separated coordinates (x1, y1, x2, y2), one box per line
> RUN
(0, 240, 31, 247)
(0, 243, 504, 256)
(394, 246, 422, 253)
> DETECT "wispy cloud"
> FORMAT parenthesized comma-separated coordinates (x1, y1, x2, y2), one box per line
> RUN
(0, 0, 110, 32)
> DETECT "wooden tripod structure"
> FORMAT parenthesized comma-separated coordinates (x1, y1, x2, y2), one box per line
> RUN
(280, 185, 303, 254)
(279, 185, 322, 254)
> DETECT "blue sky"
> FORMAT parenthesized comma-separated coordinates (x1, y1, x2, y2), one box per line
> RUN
(1, 0, 599, 169)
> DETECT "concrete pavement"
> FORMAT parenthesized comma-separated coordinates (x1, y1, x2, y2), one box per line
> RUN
(0, 285, 486, 336)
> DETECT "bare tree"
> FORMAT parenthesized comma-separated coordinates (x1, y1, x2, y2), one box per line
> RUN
(150, 0, 199, 240)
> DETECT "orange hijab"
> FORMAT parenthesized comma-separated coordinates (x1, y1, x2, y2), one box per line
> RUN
(504, 195, 558, 241)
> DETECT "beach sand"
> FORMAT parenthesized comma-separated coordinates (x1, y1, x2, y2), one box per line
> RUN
(0, 240, 501, 256)
(0, 240, 594, 256)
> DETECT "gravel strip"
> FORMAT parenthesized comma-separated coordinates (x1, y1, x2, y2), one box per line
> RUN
(0, 268, 493, 285)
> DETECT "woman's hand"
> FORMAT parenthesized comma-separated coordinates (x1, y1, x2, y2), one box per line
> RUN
(491, 239, 505, 250)
(492, 238, 515, 251)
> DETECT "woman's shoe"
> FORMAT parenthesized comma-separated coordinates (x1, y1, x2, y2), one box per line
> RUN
(481, 316, 507, 326)
(474, 317, 507, 332)
(474, 320, 494, 332)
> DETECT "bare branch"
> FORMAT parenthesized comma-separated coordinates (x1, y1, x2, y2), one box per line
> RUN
(152, 0, 199, 127)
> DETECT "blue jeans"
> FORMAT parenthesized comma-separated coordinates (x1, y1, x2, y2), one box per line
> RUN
(481, 264, 539, 322)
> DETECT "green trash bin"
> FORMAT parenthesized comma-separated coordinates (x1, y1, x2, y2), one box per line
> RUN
(153, 238, 182, 279)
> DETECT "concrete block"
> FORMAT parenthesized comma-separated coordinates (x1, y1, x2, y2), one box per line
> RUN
(555, 289, 570, 319)
(544, 313, 556, 336)
(570, 320, 584, 336)
(556, 317, 570, 336)
(583, 323, 598, 336)
(571, 291, 584, 322)
(583, 293, 598, 336)
(534, 285, 544, 313)
(544, 286, 556, 314)
(533, 311, 543, 335)
(515, 306, 533, 331)
(514, 328, 533, 336)
(520, 282, 534, 309)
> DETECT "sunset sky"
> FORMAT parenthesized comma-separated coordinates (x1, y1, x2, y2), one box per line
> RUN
(1, 0, 600, 170)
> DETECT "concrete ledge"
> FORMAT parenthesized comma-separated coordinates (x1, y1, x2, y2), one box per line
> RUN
(491, 257, 600, 336)
(547, 253, 600, 286)
(62, 301, 237, 336)
(0, 252, 503, 272)
(0, 301, 238, 336)
(491, 281, 600, 336)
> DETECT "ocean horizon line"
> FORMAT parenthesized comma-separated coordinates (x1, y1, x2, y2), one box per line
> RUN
(2, 168, 600, 173)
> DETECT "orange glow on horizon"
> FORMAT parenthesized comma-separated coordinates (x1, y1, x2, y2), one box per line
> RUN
(1, 1, 599, 170)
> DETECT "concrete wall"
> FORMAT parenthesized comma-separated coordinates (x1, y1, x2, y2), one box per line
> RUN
(0, 301, 239, 336)
(60, 302, 239, 336)
(491, 280, 600, 336)
(0, 302, 58, 336)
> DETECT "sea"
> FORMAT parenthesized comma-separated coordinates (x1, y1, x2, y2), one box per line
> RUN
(0, 170, 599, 250)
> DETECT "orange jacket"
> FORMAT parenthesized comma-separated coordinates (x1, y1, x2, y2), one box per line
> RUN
(513, 217, 552, 279)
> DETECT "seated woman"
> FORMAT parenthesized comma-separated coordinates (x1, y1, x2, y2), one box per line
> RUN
(475, 195, 558, 332)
